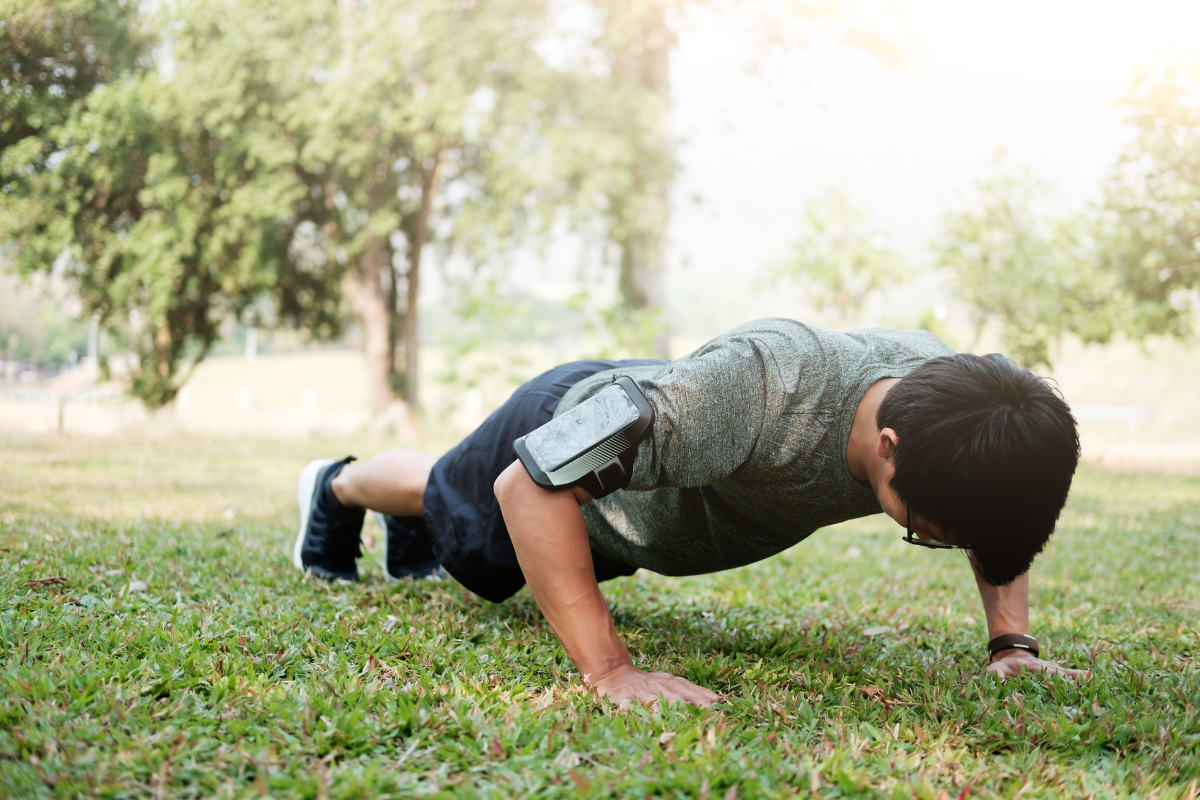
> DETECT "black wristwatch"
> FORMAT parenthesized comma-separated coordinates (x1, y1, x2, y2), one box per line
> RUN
(987, 633, 1040, 661)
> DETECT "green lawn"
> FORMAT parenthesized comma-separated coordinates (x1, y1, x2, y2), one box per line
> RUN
(1, 432, 1198, 799)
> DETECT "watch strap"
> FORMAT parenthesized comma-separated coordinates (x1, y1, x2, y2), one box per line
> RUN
(987, 633, 1040, 660)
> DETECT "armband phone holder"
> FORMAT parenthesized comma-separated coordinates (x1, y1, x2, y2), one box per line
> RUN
(513, 375, 654, 499)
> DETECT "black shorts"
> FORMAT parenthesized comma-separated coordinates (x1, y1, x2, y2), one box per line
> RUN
(422, 359, 665, 602)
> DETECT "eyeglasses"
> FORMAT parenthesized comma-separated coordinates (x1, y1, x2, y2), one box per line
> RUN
(902, 508, 969, 550)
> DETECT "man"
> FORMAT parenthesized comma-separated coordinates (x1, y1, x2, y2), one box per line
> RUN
(293, 318, 1085, 707)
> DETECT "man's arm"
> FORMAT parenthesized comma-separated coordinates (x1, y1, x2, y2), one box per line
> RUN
(493, 461, 721, 708)
(974, 568, 1085, 679)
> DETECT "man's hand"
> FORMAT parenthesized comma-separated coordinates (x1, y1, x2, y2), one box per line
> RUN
(986, 648, 1087, 680)
(590, 663, 721, 709)
(972, 571, 1086, 681)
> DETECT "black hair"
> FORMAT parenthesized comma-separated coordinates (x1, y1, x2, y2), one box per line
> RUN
(876, 353, 1080, 586)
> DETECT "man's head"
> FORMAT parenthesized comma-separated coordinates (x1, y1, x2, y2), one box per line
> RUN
(875, 353, 1080, 586)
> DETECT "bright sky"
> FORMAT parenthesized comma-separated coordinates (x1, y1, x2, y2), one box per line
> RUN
(664, 0, 1200, 332)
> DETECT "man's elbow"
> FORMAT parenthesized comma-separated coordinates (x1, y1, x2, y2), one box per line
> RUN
(494, 459, 531, 506)
(494, 459, 590, 508)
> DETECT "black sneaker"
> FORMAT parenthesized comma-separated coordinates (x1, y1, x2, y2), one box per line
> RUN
(293, 457, 364, 582)
(371, 512, 443, 581)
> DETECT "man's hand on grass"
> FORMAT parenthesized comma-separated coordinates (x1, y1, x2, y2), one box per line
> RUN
(590, 663, 721, 709)
(986, 648, 1087, 680)
(497, 464, 720, 712)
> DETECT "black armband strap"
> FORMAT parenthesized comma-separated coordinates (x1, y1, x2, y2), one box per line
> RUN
(513, 375, 654, 499)
(987, 633, 1040, 661)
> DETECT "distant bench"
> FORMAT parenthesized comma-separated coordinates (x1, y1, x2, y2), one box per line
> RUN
(1072, 405, 1150, 437)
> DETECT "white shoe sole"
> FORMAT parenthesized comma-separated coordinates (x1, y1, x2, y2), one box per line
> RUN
(294, 459, 337, 572)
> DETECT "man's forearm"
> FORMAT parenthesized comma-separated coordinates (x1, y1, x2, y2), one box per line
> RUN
(975, 568, 1086, 679)
(973, 568, 1030, 638)
(494, 462, 632, 683)
(493, 462, 723, 708)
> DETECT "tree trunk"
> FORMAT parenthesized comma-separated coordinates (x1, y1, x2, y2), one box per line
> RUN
(155, 320, 172, 379)
(611, 0, 673, 359)
(361, 234, 393, 414)
(387, 245, 400, 394)
(338, 0, 393, 415)
(401, 150, 446, 409)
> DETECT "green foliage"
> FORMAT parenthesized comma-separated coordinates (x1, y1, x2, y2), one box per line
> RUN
(1, 0, 661, 408)
(300, 0, 561, 277)
(0, 0, 345, 407)
(301, 0, 585, 405)
(771, 187, 904, 326)
(433, 273, 537, 390)
(940, 64, 1200, 367)
(1102, 63, 1200, 341)
(583, 0, 908, 355)
(586, 0, 676, 355)
(598, 301, 667, 357)
(2, 433, 1199, 796)
(935, 160, 1119, 368)
(0, 0, 147, 153)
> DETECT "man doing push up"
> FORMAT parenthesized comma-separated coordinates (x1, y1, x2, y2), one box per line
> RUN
(292, 318, 1084, 707)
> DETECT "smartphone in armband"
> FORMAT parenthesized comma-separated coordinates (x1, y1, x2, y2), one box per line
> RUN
(513, 375, 654, 499)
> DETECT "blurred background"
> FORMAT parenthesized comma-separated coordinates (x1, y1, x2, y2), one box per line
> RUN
(2, 0, 1199, 473)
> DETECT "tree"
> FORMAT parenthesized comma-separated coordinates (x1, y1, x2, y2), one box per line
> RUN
(586, 0, 905, 357)
(2, 0, 652, 411)
(302, 0, 595, 411)
(592, 0, 674, 358)
(4, 0, 906, 409)
(939, 66, 1200, 368)
(768, 186, 902, 327)
(1101, 63, 1200, 340)
(0, 0, 344, 406)
(935, 160, 1118, 368)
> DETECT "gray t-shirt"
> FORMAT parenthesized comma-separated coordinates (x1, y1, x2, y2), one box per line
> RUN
(555, 318, 955, 576)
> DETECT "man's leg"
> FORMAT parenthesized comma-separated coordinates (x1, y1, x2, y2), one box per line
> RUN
(331, 449, 436, 515)
(294, 449, 438, 582)
(329, 449, 442, 582)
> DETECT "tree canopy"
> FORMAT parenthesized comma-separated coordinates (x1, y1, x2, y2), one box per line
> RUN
(935, 65, 1200, 370)
(1, 0, 346, 405)
(935, 162, 1119, 368)
(4, 2, 1197, 402)
(1, 0, 146, 153)
(770, 187, 903, 328)
(1101, 63, 1200, 341)
(0, 0, 656, 408)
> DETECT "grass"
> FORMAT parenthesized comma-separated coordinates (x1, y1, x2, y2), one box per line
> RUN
(1, 431, 1198, 799)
